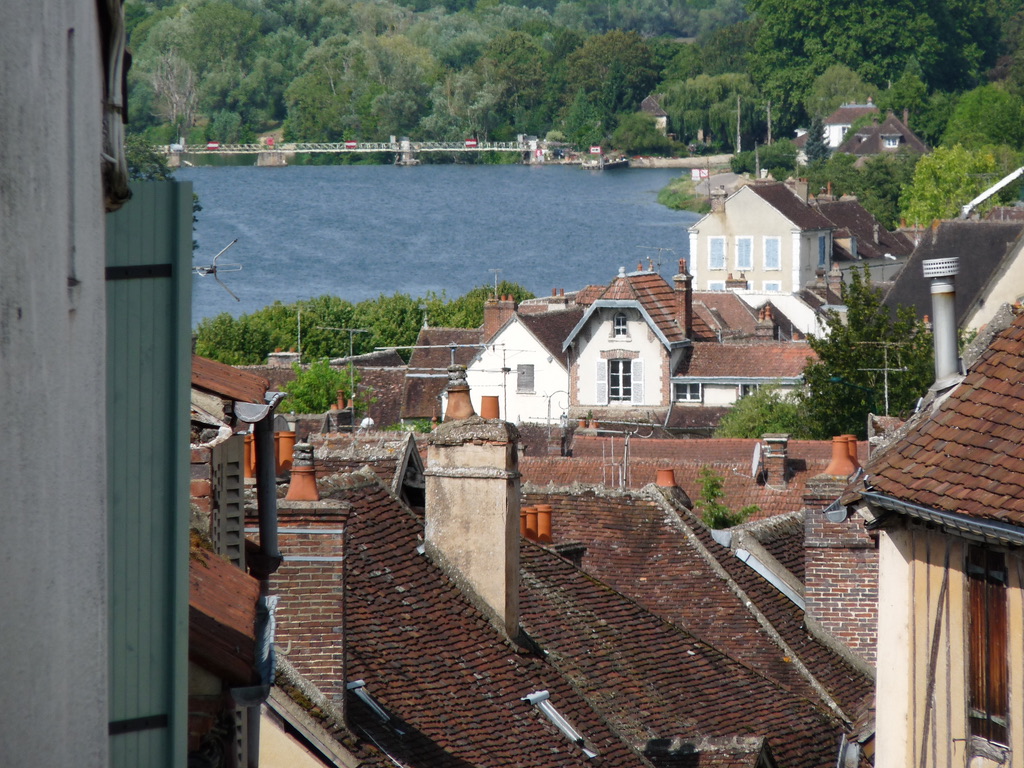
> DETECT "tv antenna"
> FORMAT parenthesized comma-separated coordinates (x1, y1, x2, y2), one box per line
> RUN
(193, 238, 242, 301)
(636, 246, 675, 273)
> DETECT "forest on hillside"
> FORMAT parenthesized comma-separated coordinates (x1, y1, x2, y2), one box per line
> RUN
(126, 0, 1024, 156)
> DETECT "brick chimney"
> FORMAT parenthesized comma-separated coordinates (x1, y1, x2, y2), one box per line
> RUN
(761, 433, 789, 486)
(425, 371, 521, 638)
(672, 258, 693, 339)
(483, 294, 517, 341)
(710, 185, 727, 213)
(726, 273, 748, 291)
(755, 305, 774, 340)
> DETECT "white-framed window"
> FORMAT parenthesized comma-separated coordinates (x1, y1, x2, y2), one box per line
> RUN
(709, 237, 726, 270)
(738, 383, 759, 399)
(764, 237, 781, 270)
(736, 237, 753, 271)
(516, 363, 535, 393)
(708, 281, 726, 291)
(763, 281, 781, 292)
(884, 135, 899, 148)
(613, 312, 628, 337)
(818, 234, 827, 268)
(673, 382, 702, 402)
(609, 359, 632, 401)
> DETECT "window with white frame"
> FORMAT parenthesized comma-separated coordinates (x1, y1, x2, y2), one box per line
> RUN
(516, 363, 535, 393)
(818, 234, 827, 268)
(764, 237, 781, 270)
(613, 312, 628, 337)
(738, 383, 759, 399)
(884, 135, 899, 148)
(763, 281, 781, 292)
(736, 237, 753, 271)
(673, 382, 702, 402)
(609, 359, 632, 401)
(709, 237, 726, 270)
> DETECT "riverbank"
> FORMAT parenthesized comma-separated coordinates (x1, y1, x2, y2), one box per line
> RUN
(629, 154, 733, 170)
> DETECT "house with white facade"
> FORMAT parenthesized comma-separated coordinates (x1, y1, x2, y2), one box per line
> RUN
(822, 100, 879, 148)
(688, 182, 836, 295)
(563, 265, 693, 418)
(465, 307, 582, 424)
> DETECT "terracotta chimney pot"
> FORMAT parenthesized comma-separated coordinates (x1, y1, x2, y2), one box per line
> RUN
(656, 468, 676, 487)
(244, 433, 255, 479)
(443, 365, 476, 421)
(520, 509, 528, 538)
(823, 436, 856, 477)
(535, 504, 552, 543)
(480, 395, 500, 420)
(285, 443, 320, 501)
(842, 434, 860, 469)
(525, 506, 538, 540)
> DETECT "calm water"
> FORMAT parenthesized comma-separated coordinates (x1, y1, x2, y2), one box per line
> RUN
(179, 164, 699, 327)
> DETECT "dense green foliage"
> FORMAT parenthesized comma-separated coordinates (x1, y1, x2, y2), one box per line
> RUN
(714, 385, 811, 439)
(803, 267, 934, 440)
(695, 467, 758, 529)
(283, 359, 358, 412)
(194, 281, 535, 364)
(125, 0, 1023, 162)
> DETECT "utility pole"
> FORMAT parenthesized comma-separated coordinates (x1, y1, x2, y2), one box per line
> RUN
(736, 95, 741, 154)
(766, 100, 772, 145)
(318, 326, 369, 416)
(489, 268, 502, 298)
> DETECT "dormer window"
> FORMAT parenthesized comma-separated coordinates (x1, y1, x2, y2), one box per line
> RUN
(613, 312, 628, 337)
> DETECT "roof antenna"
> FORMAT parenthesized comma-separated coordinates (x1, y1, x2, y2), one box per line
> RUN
(193, 238, 242, 301)
(636, 246, 675, 274)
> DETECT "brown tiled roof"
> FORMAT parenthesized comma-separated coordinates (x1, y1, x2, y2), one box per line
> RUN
(745, 184, 836, 232)
(359, 367, 406, 428)
(189, 548, 259, 685)
(882, 220, 1024, 323)
(816, 199, 915, 261)
(691, 292, 761, 340)
(309, 431, 419, 494)
(836, 113, 928, 155)
(855, 307, 1024, 527)
(522, 489, 873, 726)
(593, 270, 685, 344)
(192, 354, 269, 403)
(574, 284, 605, 306)
(824, 103, 879, 127)
(517, 308, 583, 365)
(673, 342, 815, 378)
(664, 405, 731, 433)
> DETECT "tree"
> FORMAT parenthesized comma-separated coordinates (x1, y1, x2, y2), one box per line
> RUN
(283, 359, 356, 413)
(660, 72, 764, 150)
(695, 467, 758, 529)
(804, 64, 875, 119)
(900, 144, 1017, 224)
(802, 266, 933, 439)
(610, 112, 674, 155)
(714, 385, 811, 439)
(125, 134, 173, 181)
(804, 115, 830, 164)
(563, 30, 659, 124)
(941, 84, 1024, 150)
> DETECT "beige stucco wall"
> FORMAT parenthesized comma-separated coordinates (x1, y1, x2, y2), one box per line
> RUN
(0, 3, 109, 765)
(876, 523, 1024, 768)
(688, 186, 830, 294)
(963, 239, 1024, 333)
(571, 306, 668, 407)
(466, 319, 570, 424)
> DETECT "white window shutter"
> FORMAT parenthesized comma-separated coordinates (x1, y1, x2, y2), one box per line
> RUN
(596, 359, 608, 405)
(631, 359, 644, 404)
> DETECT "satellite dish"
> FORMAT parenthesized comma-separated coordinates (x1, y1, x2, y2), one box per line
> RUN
(193, 238, 243, 301)
(751, 442, 762, 479)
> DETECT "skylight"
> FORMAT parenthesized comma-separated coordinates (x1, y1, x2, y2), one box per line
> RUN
(347, 679, 404, 735)
(522, 690, 598, 758)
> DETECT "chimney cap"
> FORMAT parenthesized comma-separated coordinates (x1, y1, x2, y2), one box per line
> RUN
(922, 257, 958, 279)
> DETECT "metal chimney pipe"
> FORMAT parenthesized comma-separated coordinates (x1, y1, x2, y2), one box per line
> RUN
(922, 257, 959, 387)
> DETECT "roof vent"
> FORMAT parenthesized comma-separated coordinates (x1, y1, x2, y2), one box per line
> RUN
(522, 690, 598, 758)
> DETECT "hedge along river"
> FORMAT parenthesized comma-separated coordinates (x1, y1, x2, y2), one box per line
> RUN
(179, 163, 701, 328)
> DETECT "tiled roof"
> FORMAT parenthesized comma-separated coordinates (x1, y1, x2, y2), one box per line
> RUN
(673, 342, 814, 378)
(836, 113, 928, 155)
(691, 292, 761, 340)
(574, 284, 605, 306)
(736, 513, 807, 581)
(824, 103, 879, 127)
(192, 354, 269, 403)
(189, 547, 259, 685)
(882, 220, 1024, 324)
(854, 307, 1024, 527)
(816, 199, 915, 261)
(521, 488, 873, 725)
(309, 431, 416, 492)
(358, 366, 407, 428)
(333, 479, 647, 767)
(518, 308, 583, 365)
(596, 270, 686, 344)
(745, 184, 836, 232)
(664, 405, 731, 432)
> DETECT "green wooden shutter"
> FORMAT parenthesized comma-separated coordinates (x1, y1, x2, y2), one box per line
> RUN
(106, 181, 193, 768)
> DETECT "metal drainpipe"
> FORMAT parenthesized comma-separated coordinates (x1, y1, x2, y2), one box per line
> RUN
(922, 257, 960, 389)
(253, 412, 280, 563)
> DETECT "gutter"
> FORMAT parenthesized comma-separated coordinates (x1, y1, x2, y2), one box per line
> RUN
(861, 491, 1024, 547)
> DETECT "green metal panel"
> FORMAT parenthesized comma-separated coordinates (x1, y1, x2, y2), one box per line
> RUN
(106, 182, 193, 768)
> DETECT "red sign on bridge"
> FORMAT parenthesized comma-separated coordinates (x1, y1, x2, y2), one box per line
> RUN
(465, 139, 478, 148)
(345, 140, 358, 149)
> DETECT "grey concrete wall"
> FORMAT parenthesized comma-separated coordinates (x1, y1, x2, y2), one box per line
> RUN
(0, 2, 108, 765)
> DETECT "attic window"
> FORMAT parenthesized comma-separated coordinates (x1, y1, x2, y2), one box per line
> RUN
(522, 690, 598, 758)
(613, 312, 628, 337)
(884, 135, 899, 148)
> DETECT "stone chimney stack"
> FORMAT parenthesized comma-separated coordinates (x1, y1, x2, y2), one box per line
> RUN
(755, 305, 774, 340)
(425, 371, 521, 638)
(710, 186, 727, 213)
(672, 258, 693, 339)
(762, 433, 789, 486)
(483, 294, 517, 341)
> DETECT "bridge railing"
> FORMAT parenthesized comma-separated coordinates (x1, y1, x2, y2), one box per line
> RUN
(162, 140, 531, 154)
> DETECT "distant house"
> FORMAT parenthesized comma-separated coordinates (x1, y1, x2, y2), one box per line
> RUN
(883, 219, 1024, 332)
(640, 94, 669, 135)
(823, 100, 880, 148)
(843, 303, 1024, 766)
(688, 182, 836, 295)
(836, 111, 928, 157)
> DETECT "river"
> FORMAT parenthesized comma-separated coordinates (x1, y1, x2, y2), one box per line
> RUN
(178, 164, 700, 327)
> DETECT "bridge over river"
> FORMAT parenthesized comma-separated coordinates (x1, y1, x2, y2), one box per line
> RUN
(163, 137, 545, 166)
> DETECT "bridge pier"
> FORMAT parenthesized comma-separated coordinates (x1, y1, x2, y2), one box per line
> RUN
(256, 151, 288, 167)
(395, 139, 419, 166)
(167, 152, 182, 168)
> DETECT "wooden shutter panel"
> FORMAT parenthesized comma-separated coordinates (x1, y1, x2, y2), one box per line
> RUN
(595, 359, 608, 405)
(968, 546, 1008, 744)
(631, 359, 644, 404)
